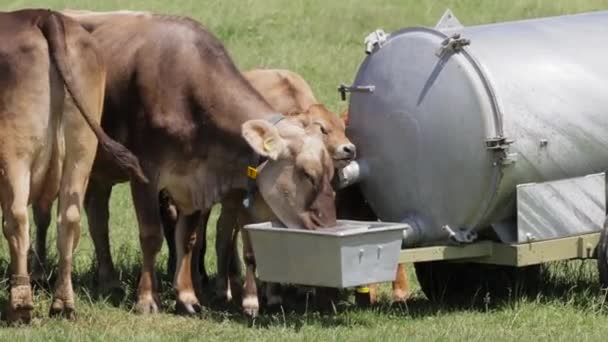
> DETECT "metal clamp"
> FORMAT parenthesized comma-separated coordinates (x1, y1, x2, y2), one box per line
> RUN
(364, 29, 388, 54)
(436, 33, 470, 58)
(338, 84, 375, 101)
(443, 225, 478, 244)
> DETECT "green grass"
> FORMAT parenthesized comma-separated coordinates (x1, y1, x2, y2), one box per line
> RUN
(2, 0, 608, 340)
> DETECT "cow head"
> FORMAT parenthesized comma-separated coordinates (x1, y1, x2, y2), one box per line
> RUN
(242, 118, 336, 229)
(294, 104, 356, 169)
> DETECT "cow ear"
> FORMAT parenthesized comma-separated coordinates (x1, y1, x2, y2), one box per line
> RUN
(242, 119, 286, 160)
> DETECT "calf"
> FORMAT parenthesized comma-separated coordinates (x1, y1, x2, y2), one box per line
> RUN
(0, 9, 144, 323)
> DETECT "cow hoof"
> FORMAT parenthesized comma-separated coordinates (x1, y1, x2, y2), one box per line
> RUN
(7, 305, 34, 324)
(242, 295, 259, 318)
(8, 284, 34, 324)
(135, 296, 160, 315)
(49, 299, 76, 320)
(175, 301, 202, 315)
(175, 291, 201, 316)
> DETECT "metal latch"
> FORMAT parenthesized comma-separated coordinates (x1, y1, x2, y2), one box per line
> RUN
(338, 84, 375, 101)
(485, 136, 514, 151)
(436, 33, 470, 58)
(364, 29, 388, 54)
(486, 136, 517, 166)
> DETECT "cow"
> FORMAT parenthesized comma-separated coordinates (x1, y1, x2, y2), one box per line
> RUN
(0, 9, 145, 323)
(154, 69, 355, 316)
(41, 9, 338, 315)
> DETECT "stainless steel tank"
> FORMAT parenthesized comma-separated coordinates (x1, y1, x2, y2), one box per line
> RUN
(345, 10, 608, 246)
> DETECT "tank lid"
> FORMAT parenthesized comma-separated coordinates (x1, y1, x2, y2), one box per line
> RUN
(347, 26, 504, 242)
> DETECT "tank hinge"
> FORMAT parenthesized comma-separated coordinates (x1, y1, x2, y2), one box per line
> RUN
(435, 33, 470, 58)
(363, 29, 389, 54)
(338, 84, 376, 101)
(485, 136, 513, 150)
(486, 136, 517, 166)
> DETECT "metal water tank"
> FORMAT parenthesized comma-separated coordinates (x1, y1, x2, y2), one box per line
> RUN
(345, 10, 608, 246)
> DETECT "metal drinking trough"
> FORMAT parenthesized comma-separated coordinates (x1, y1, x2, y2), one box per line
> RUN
(245, 220, 406, 288)
(336, 9, 608, 299)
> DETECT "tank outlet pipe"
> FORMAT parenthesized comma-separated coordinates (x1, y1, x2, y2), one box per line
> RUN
(336, 160, 369, 189)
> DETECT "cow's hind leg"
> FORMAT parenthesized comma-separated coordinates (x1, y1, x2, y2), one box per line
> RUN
(132, 180, 163, 314)
(31, 203, 52, 284)
(50, 171, 87, 319)
(1, 163, 34, 323)
(85, 180, 120, 295)
(174, 211, 204, 315)
(50, 108, 99, 319)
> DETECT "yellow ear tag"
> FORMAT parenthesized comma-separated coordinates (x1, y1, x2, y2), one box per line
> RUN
(247, 166, 257, 179)
(263, 138, 274, 152)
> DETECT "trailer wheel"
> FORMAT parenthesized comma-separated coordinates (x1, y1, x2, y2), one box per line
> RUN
(597, 218, 608, 288)
(414, 261, 541, 304)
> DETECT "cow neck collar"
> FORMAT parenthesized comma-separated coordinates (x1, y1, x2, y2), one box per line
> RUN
(242, 113, 285, 210)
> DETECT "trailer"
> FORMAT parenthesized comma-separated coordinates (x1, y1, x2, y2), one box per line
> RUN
(246, 9, 608, 302)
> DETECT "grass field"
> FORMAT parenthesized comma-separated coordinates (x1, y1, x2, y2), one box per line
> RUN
(3, 0, 608, 340)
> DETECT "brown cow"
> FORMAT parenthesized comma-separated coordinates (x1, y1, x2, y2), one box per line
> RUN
(158, 69, 355, 316)
(50, 10, 338, 315)
(0, 9, 145, 323)
(161, 68, 354, 283)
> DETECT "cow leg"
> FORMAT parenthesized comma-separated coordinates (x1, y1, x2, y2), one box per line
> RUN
(84, 180, 119, 295)
(131, 180, 163, 314)
(159, 190, 178, 278)
(392, 263, 410, 302)
(31, 203, 52, 283)
(215, 192, 243, 301)
(191, 211, 209, 302)
(1, 163, 34, 323)
(190, 210, 208, 291)
(241, 228, 259, 317)
(174, 210, 203, 315)
(50, 172, 89, 319)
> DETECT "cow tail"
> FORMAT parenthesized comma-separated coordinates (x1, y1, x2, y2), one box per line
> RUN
(38, 11, 148, 184)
